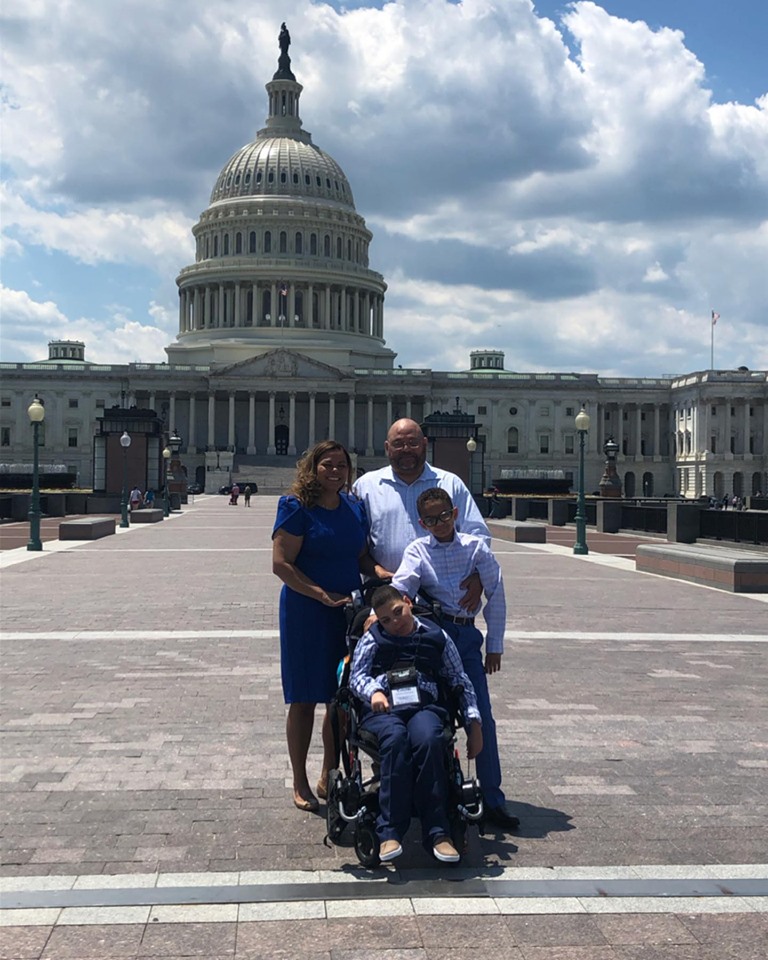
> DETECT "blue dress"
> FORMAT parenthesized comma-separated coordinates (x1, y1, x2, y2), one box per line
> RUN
(273, 492, 368, 703)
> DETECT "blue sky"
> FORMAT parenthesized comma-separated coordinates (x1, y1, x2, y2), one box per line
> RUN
(2, 0, 766, 376)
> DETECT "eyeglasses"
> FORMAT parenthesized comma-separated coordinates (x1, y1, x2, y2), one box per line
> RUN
(420, 509, 454, 527)
(388, 438, 422, 450)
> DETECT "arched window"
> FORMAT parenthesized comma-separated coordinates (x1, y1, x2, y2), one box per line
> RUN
(292, 172, 299, 184)
(347, 239, 352, 260)
(507, 427, 519, 454)
(249, 231, 257, 253)
(205, 237, 209, 259)
(336, 237, 342, 259)
(264, 231, 271, 253)
(268, 170, 274, 183)
(280, 170, 287, 183)
(310, 233, 317, 255)
(222, 234, 229, 255)
(324, 234, 331, 257)
(235, 232, 242, 254)
(256, 170, 262, 184)
(213, 236, 219, 257)
(279, 231, 287, 253)
(295, 232, 303, 254)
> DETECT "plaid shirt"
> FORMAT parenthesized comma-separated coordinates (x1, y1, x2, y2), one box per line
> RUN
(349, 617, 481, 726)
(391, 531, 506, 654)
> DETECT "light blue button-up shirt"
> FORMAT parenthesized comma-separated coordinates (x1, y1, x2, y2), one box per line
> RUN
(391, 531, 506, 654)
(353, 463, 490, 574)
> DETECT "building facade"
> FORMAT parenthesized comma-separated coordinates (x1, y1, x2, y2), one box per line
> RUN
(1, 33, 766, 499)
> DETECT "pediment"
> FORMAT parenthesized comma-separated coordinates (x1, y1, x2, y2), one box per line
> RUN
(213, 349, 349, 382)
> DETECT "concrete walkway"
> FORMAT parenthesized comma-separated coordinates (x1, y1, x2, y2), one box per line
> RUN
(1, 495, 766, 958)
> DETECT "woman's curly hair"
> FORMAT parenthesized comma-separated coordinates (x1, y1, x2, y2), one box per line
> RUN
(290, 440, 353, 508)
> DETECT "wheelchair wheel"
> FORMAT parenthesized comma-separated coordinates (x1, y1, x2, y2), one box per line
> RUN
(354, 819, 380, 867)
(325, 769, 346, 843)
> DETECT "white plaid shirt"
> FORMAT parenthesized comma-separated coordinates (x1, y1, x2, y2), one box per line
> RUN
(391, 531, 506, 654)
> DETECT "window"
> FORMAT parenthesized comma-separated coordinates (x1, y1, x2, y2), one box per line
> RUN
(509, 406, 518, 416)
(279, 231, 287, 253)
(68, 399, 78, 408)
(565, 435, 574, 455)
(540, 405, 550, 417)
(68, 428, 78, 448)
(477, 406, 487, 415)
(1, 427, 10, 447)
(336, 237, 342, 259)
(324, 234, 331, 257)
(507, 427, 519, 454)
(310, 233, 317, 255)
(605, 410, 610, 420)
(295, 232, 303, 254)
(731, 406, 736, 416)
(96, 399, 105, 408)
(565, 406, 574, 417)
(711, 436, 717, 454)
(539, 435, 550, 454)
(264, 231, 271, 253)
(213, 236, 219, 256)
(235, 232, 242, 254)
(730, 436, 736, 453)
(711, 406, 717, 415)
(1, 398, 12, 407)
(223, 234, 229, 255)
(249, 231, 257, 253)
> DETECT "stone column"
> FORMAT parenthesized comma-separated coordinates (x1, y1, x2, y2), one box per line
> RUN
(247, 393, 256, 454)
(288, 392, 296, 456)
(744, 400, 752, 456)
(252, 283, 258, 325)
(636, 405, 643, 459)
(188, 395, 197, 453)
(178, 290, 185, 331)
(204, 286, 211, 328)
(348, 394, 356, 450)
(328, 394, 336, 440)
(228, 394, 235, 450)
(288, 284, 296, 326)
(271, 282, 278, 324)
(654, 405, 661, 460)
(366, 396, 374, 455)
(617, 403, 625, 456)
(149, 392, 156, 413)
(308, 392, 316, 448)
(307, 283, 314, 327)
(207, 392, 216, 449)
(341, 287, 348, 331)
(193, 289, 201, 330)
(218, 284, 225, 328)
(169, 393, 176, 433)
(324, 287, 331, 329)
(552, 401, 560, 454)
(267, 393, 276, 455)
(386, 397, 393, 432)
(234, 283, 241, 327)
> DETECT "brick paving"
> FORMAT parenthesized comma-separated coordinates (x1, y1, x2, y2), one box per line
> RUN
(1, 494, 766, 958)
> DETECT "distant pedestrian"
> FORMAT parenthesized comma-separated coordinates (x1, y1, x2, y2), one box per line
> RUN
(144, 489, 155, 508)
(229, 483, 240, 506)
(129, 486, 142, 511)
(244, 485, 252, 507)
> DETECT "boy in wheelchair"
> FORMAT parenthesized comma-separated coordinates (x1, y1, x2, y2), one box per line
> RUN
(348, 584, 483, 863)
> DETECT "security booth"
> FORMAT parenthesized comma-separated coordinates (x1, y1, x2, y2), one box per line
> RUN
(421, 404, 483, 495)
(93, 408, 164, 495)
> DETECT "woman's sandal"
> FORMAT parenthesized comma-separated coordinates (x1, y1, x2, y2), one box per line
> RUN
(316, 779, 328, 800)
(293, 794, 319, 812)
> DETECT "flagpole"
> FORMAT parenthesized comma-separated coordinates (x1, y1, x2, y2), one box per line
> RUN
(710, 315, 714, 370)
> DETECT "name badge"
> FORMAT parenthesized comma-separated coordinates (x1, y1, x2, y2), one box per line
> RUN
(391, 684, 420, 706)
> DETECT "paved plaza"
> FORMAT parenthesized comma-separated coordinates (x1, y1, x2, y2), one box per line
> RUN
(1, 494, 767, 959)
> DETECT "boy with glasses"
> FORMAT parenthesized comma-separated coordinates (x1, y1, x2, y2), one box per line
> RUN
(390, 487, 516, 830)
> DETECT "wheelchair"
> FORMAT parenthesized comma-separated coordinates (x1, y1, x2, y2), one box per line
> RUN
(324, 581, 484, 867)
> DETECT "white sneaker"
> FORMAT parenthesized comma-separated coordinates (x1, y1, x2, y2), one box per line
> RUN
(379, 839, 403, 862)
(432, 838, 460, 863)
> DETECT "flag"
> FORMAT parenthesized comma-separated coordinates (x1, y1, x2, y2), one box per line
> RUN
(279, 283, 288, 298)
(711, 310, 720, 325)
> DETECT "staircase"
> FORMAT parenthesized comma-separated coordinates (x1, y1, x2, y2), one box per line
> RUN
(230, 455, 297, 495)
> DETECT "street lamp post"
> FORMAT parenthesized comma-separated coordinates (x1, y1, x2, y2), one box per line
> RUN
(167, 430, 182, 511)
(119, 431, 131, 528)
(162, 445, 171, 516)
(573, 406, 591, 555)
(26, 396, 45, 551)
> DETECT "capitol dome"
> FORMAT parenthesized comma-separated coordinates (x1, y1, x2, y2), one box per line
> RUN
(168, 25, 392, 371)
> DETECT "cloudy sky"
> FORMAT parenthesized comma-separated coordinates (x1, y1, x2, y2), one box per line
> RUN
(2, 0, 767, 377)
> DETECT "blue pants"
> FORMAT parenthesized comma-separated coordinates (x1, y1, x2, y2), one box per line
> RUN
(361, 704, 450, 845)
(444, 621, 505, 809)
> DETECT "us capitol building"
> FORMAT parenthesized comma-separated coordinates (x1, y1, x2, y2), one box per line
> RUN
(1, 28, 766, 500)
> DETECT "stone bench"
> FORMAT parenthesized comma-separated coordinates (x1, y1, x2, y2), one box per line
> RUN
(489, 520, 547, 544)
(59, 517, 116, 541)
(129, 508, 164, 523)
(636, 543, 768, 593)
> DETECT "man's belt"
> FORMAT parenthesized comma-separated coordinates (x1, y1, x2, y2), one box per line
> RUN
(442, 613, 475, 626)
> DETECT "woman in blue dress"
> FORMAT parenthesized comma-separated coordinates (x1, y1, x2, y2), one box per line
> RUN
(272, 440, 370, 811)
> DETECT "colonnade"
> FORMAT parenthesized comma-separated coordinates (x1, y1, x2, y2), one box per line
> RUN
(673, 397, 764, 457)
(177, 281, 385, 339)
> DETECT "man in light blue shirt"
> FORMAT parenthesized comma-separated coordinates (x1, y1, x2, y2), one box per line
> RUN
(353, 419, 489, 587)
